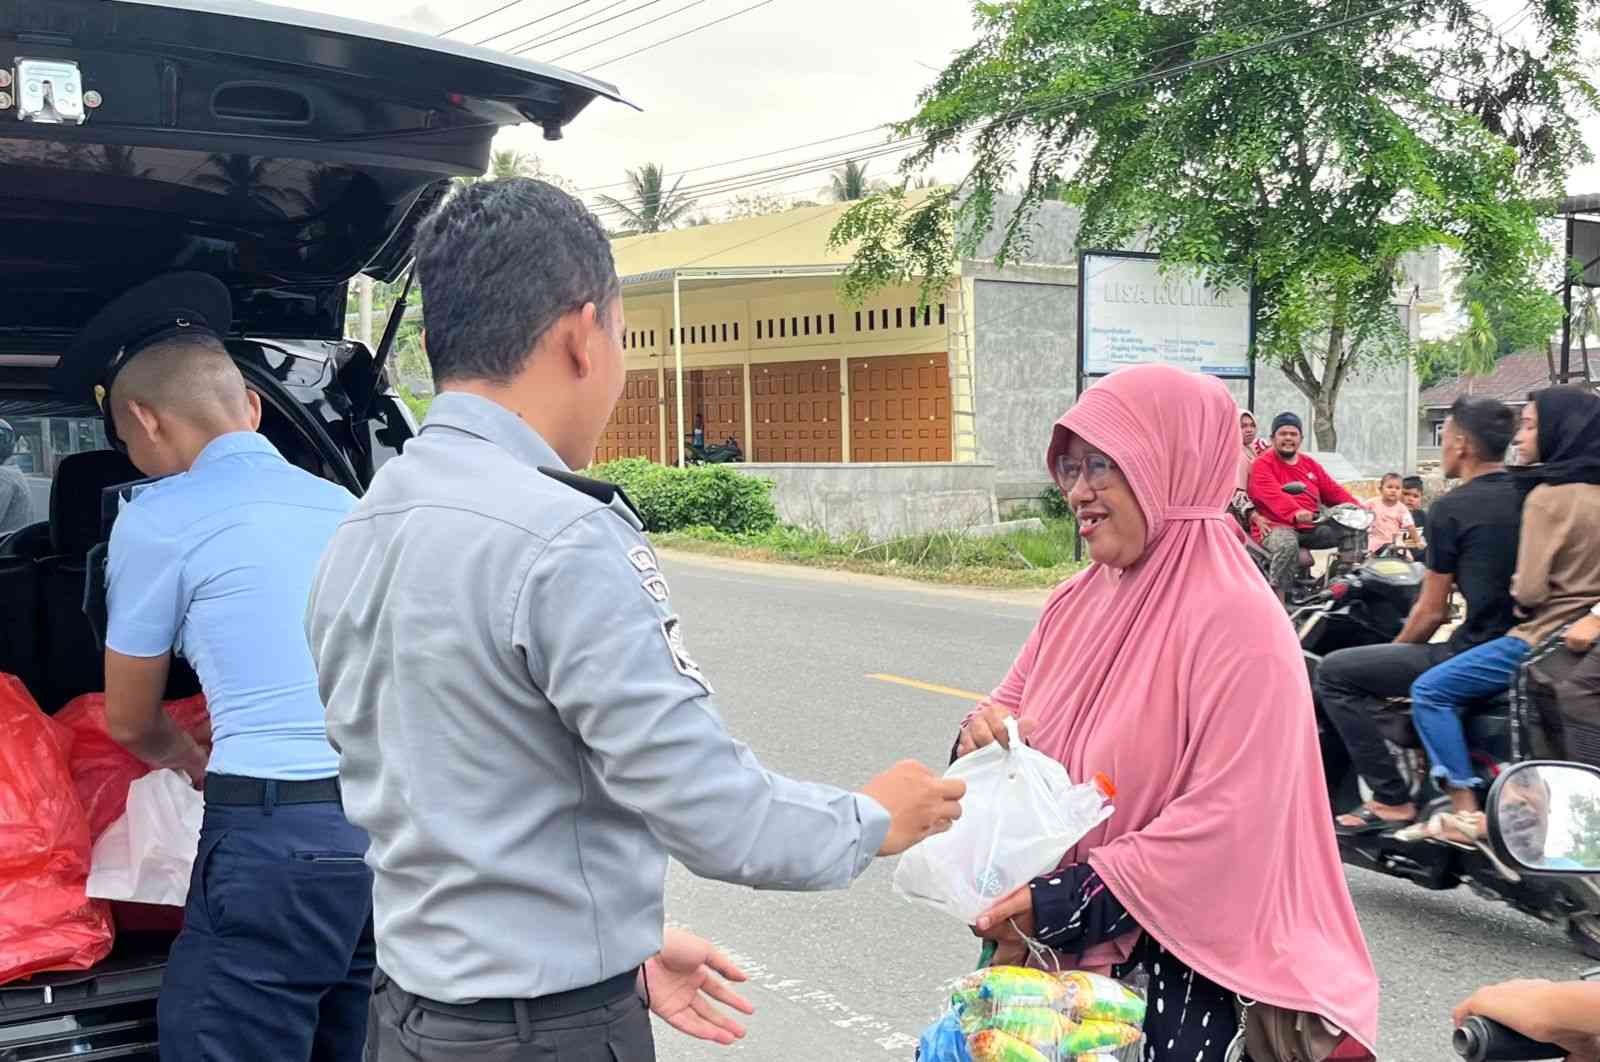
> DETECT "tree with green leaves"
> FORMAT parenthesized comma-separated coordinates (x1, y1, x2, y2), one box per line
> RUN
(830, 159, 875, 202)
(832, 0, 1592, 449)
(1555, 789, 1600, 868)
(457, 147, 575, 192)
(594, 162, 696, 234)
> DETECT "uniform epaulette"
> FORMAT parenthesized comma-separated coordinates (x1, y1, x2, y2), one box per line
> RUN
(538, 466, 643, 523)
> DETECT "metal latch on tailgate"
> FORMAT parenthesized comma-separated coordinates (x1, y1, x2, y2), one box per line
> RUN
(4, 59, 94, 124)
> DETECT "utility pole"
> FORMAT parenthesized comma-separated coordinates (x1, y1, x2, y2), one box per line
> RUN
(358, 275, 375, 350)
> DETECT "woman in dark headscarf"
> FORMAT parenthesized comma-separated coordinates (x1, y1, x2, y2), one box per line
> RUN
(1402, 386, 1600, 845)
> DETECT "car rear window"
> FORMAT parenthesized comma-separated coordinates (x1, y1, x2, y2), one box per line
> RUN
(1, 410, 108, 527)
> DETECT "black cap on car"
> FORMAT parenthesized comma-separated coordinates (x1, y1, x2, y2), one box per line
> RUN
(51, 272, 232, 411)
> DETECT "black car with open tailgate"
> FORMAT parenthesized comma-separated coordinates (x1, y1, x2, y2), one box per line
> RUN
(0, 2, 625, 1055)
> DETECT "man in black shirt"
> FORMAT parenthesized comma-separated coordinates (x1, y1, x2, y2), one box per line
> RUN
(1320, 395, 1521, 833)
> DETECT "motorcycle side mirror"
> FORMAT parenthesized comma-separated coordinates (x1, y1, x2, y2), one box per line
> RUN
(1486, 761, 1600, 876)
(1283, 482, 1308, 495)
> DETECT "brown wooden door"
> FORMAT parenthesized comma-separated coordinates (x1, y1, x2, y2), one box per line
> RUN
(665, 365, 745, 465)
(751, 360, 842, 462)
(597, 370, 660, 463)
(848, 353, 951, 462)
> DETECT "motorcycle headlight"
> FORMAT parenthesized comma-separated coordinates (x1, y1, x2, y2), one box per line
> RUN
(1331, 505, 1374, 531)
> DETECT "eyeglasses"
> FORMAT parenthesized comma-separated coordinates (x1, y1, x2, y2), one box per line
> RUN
(1053, 452, 1120, 493)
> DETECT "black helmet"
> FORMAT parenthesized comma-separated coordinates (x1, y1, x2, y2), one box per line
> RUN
(0, 418, 14, 465)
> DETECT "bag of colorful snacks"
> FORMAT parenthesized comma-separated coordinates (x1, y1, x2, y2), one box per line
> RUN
(917, 966, 1145, 1062)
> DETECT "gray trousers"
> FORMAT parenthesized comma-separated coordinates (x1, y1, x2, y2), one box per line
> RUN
(365, 971, 656, 1062)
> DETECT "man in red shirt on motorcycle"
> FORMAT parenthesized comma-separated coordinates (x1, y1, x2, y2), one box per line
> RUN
(1248, 411, 1361, 599)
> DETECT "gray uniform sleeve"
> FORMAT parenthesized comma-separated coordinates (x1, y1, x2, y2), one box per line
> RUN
(513, 508, 890, 890)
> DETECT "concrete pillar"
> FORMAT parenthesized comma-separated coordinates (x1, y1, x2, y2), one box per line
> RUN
(673, 272, 686, 468)
(838, 354, 851, 463)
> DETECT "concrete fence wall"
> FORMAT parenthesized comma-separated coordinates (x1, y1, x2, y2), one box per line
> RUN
(733, 462, 999, 541)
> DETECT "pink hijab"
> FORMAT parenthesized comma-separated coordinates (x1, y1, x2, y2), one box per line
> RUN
(991, 365, 1378, 1051)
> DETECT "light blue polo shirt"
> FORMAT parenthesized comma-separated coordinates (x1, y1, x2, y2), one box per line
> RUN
(106, 431, 356, 781)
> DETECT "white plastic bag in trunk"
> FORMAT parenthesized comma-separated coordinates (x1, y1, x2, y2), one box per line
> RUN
(86, 769, 202, 907)
(893, 719, 1113, 923)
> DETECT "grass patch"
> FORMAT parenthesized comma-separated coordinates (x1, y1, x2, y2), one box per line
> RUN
(653, 519, 1087, 589)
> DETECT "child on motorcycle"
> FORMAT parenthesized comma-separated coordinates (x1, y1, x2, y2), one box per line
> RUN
(1362, 472, 1417, 555)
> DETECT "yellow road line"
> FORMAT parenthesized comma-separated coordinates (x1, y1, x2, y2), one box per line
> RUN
(866, 673, 985, 702)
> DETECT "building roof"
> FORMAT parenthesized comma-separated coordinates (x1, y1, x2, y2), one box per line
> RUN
(1419, 348, 1556, 410)
(608, 189, 946, 281)
(609, 201, 861, 280)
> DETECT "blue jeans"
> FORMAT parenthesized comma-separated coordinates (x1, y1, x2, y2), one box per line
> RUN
(1409, 636, 1530, 791)
(158, 796, 375, 1062)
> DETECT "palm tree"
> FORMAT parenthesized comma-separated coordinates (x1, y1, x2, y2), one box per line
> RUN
(830, 159, 873, 202)
(457, 148, 576, 193)
(97, 145, 151, 179)
(194, 154, 292, 214)
(488, 148, 538, 179)
(594, 163, 696, 234)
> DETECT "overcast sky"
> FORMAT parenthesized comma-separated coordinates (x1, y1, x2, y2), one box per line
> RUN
(293, 0, 979, 214)
(292, 0, 1600, 218)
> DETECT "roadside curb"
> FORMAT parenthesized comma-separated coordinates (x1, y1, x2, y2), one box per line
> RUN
(654, 546, 1055, 610)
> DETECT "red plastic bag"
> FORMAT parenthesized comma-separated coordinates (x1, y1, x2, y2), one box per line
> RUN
(56, 693, 209, 934)
(55, 693, 210, 840)
(0, 673, 114, 984)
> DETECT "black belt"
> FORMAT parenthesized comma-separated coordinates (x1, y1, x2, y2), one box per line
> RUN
(398, 968, 639, 1024)
(204, 774, 342, 807)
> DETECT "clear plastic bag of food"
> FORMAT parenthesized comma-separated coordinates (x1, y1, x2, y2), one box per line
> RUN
(917, 965, 1146, 1062)
(894, 719, 1115, 923)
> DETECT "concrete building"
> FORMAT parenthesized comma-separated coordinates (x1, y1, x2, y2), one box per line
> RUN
(1416, 348, 1558, 466)
(607, 196, 1429, 538)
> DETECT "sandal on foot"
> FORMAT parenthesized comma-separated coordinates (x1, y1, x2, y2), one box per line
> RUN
(1394, 812, 1479, 850)
(1335, 805, 1416, 837)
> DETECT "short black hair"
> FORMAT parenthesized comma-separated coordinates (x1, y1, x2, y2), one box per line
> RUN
(1402, 475, 1424, 492)
(1447, 395, 1517, 461)
(412, 178, 619, 386)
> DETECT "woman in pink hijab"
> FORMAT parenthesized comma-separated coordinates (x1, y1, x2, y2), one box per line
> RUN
(960, 365, 1379, 1060)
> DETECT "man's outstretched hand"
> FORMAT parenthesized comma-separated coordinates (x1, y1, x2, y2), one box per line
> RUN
(645, 929, 754, 1046)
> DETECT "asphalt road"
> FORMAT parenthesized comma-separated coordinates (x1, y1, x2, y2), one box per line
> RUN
(648, 552, 1591, 1062)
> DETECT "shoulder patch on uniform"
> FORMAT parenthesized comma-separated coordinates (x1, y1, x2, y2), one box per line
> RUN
(660, 615, 712, 694)
(628, 545, 658, 573)
(641, 574, 670, 602)
(538, 467, 642, 522)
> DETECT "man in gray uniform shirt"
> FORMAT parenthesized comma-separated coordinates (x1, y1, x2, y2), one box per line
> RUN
(305, 179, 966, 1062)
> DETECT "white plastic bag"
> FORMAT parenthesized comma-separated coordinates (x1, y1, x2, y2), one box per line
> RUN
(85, 769, 202, 907)
(893, 719, 1113, 923)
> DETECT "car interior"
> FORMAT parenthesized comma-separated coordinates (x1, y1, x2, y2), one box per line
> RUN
(0, 389, 331, 717)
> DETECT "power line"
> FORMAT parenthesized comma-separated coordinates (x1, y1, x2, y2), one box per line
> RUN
(582, 0, 783, 71)
(589, 0, 1414, 216)
(507, 0, 653, 53)
(585, 0, 1423, 232)
(547, 0, 716, 63)
(585, 140, 916, 222)
(438, 0, 530, 37)
(582, 0, 1407, 199)
(473, 0, 606, 45)
(576, 125, 896, 193)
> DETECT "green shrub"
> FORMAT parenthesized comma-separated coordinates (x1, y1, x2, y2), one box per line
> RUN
(1038, 486, 1073, 521)
(589, 460, 777, 534)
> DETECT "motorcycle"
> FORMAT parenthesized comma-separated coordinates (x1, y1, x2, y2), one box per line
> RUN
(1304, 621, 1600, 959)
(1243, 482, 1375, 605)
(685, 435, 743, 464)
(1447, 760, 1600, 1060)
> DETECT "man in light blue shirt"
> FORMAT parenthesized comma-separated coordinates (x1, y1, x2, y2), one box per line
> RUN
(56, 272, 372, 1062)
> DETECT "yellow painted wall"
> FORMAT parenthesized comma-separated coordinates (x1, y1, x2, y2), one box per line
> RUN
(620, 280, 951, 373)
